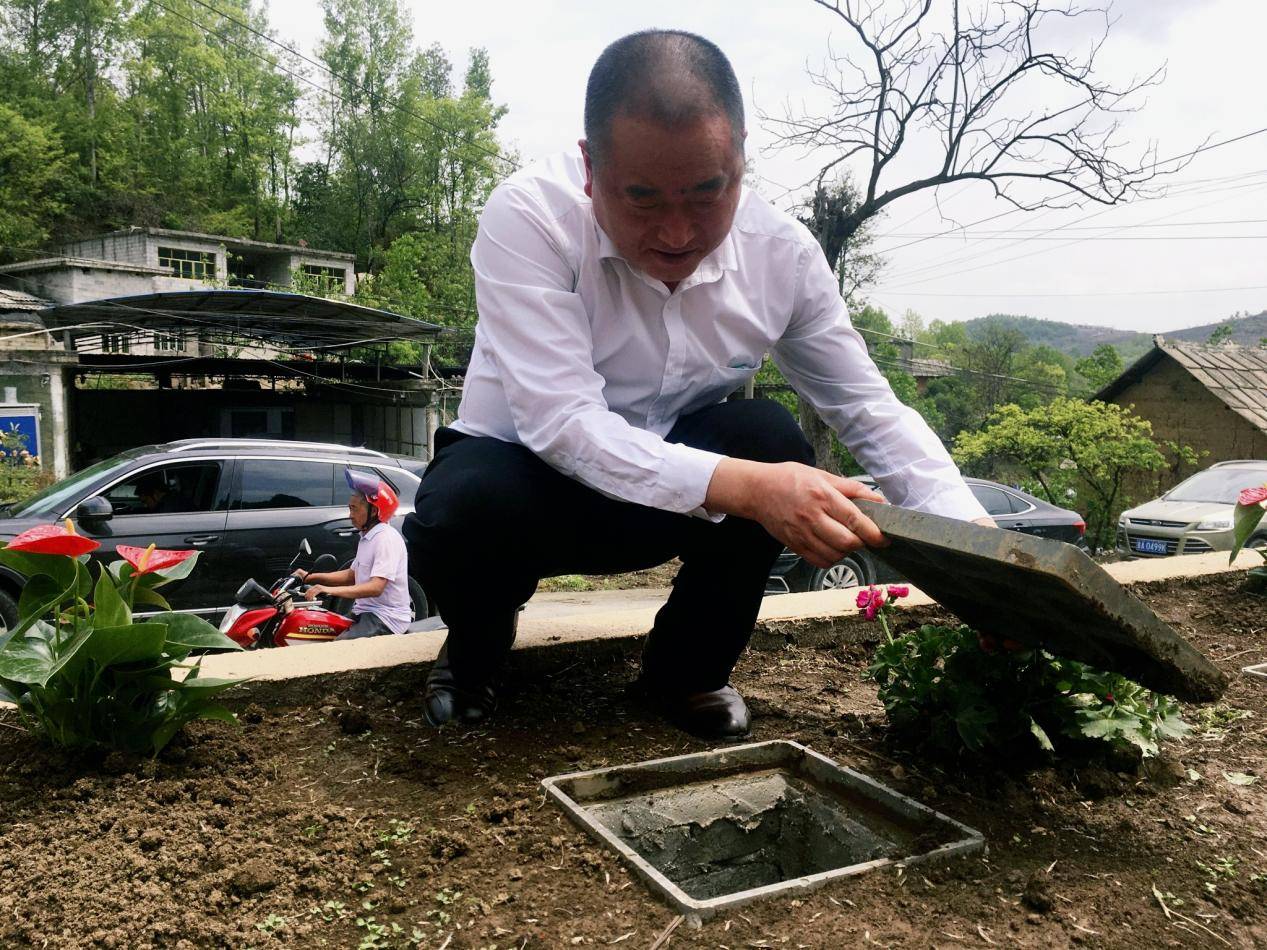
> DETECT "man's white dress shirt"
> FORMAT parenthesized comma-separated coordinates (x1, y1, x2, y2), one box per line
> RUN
(453, 152, 989, 523)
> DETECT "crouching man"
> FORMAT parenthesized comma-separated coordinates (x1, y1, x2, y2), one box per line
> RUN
(404, 30, 989, 737)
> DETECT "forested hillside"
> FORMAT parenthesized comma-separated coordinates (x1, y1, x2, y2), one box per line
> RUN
(0, 0, 512, 328)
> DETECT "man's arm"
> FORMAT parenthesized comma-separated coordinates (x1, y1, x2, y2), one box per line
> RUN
(307, 577, 387, 600)
(771, 240, 990, 525)
(295, 568, 355, 586)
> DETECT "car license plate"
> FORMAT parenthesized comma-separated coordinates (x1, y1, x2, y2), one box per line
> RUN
(1133, 538, 1168, 555)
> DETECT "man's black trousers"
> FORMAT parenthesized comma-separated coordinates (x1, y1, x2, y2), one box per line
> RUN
(401, 399, 814, 694)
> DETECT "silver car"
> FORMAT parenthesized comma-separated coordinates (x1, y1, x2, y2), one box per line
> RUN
(1117, 460, 1267, 557)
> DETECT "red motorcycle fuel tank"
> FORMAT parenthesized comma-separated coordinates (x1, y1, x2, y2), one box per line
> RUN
(224, 607, 279, 648)
(276, 607, 355, 645)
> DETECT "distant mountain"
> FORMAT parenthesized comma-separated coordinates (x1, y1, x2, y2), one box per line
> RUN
(1167, 311, 1267, 347)
(959, 314, 1152, 361)
(959, 311, 1267, 362)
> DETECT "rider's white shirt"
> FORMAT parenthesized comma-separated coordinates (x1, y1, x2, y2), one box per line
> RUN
(352, 523, 412, 633)
(454, 151, 989, 523)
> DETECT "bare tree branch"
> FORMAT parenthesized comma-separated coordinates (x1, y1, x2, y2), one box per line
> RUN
(765, 0, 1186, 246)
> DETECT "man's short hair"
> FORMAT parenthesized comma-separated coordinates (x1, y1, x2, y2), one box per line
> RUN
(584, 30, 745, 165)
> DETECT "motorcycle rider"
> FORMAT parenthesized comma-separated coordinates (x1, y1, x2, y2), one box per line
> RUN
(294, 469, 412, 640)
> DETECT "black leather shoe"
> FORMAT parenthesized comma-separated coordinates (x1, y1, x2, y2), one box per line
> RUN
(424, 644, 496, 727)
(643, 683, 752, 740)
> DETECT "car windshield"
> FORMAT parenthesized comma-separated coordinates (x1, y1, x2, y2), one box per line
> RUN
(4, 455, 133, 518)
(1165, 467, 1267, 505)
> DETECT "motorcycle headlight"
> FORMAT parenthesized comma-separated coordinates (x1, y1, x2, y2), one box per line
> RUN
(1195, 517, 1232, 531)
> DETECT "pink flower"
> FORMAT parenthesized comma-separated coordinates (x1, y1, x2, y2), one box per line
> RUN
(856, 587, 878, 609)
(1238, 485, 1267, 508)
(886, 585, 910, 600)
(865, 599, 883, 620)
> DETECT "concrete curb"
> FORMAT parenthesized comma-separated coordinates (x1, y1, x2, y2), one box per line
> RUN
(193, 549, 1259, 684)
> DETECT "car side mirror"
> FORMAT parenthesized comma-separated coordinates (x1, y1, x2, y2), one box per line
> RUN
(76, 497, 113, 523)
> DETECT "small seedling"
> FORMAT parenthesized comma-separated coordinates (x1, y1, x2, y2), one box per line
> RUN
(255, 913, 286, 935)
(378, 819, 414, 844)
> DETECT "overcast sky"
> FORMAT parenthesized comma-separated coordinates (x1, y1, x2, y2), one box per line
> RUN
(275, 0, 1267, 334)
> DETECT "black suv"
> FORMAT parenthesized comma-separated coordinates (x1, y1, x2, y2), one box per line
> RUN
(0, 439, 428, 628)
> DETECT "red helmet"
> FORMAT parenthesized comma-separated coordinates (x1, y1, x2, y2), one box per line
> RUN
(345, 468, 399, 523)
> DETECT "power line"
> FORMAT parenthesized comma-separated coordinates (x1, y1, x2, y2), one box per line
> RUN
(878, 176, 1267, 288)
(871, 283, 1267, 299)
(867, 131, 1267, 279)
(875, 169, 1267, 283)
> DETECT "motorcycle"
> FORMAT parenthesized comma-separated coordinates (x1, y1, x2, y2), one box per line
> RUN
(219, 539, 354, 648)
(219, 539, 451, 649)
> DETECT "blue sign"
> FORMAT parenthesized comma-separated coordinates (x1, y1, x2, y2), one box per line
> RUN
(0, 406, 41, 462)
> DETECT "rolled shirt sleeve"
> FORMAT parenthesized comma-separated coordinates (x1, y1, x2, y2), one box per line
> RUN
(469, 183, 725, 518)
(771, 245, 990, 523)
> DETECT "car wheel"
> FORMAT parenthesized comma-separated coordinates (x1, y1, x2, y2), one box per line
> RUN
(0, 588, 15, 636)
(1249, 534, 1267, 551)
(810, 556, 867, 591)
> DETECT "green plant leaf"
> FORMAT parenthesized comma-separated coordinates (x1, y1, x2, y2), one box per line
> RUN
(93, 564, 130, 629)
(1230, 502, 1266, 563)
(17, 573, 66, 623)
(0, 549, 77, 593)
(131, 586, 172, 611)
(81, 623, 169, 668)
(0, 635, 52, 684)
(1029, 718, 1054, 752)
(144, 612, 243, 655)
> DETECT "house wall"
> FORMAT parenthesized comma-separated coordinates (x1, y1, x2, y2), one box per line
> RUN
(1108, 355, 1267, 493)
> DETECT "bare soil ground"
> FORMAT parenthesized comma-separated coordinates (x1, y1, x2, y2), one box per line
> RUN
(536, 561, 680, 593)
(1, 572, 1265, 949)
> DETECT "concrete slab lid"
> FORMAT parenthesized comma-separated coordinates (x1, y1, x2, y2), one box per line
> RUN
(1243, 663, 1267, 682)
(854, 500, 1228, 702)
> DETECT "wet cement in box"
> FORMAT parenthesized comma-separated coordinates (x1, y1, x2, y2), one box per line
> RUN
(543, 741, 983, 918)
(588, 769, 940, 899)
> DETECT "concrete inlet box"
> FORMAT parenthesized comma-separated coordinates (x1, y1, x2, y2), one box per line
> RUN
(542, 740, 983, 920)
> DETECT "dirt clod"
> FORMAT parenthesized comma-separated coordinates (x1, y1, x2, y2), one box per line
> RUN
(1022, 876, 1055, 914)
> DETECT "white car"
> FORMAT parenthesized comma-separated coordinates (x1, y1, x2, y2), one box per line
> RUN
(1117, 460, 1267, 557)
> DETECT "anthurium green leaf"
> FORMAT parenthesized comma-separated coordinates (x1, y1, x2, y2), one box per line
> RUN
(93, 564, 130, 629)
(0, 635, 54, 684)
(0, 678, 23, 704)
(18, 573, 67, 624)
(171, 674, 242, 693)
(1230, 502, 1266, 563)
(142, 612, 242, 655)
(0, 549, 78, 593)
(130, 586, 171, 611)
(75, 559, 93, 601)
(82, 623, 169, 668)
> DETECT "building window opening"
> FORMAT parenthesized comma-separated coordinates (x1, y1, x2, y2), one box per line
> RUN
(153, 331, 185, 352)
(300, 264, 346, 293)
(159, 246, 217, 280)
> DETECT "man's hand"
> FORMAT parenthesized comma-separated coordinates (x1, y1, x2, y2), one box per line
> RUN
(292, 569, 309, 581)
(972, 517, 998, 528)
(306, 584, 332, 599)
(706, 459, 887, 568)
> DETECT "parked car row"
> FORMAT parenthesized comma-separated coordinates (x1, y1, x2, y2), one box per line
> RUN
(0, 439, 431, 629)
(766, 476, 1087, 593)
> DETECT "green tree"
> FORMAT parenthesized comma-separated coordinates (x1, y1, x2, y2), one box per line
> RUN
(1074, 344, 1125, 391)
(0, 103, 67, 249)
(1207, 322, 1234, 345)
(952, 398, 1196, 549)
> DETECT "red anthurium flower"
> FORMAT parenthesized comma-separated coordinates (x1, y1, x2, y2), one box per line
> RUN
(6, 521, 100, 556)
(115, 543, 197, 575)
(1237, 485, 1267, 508)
